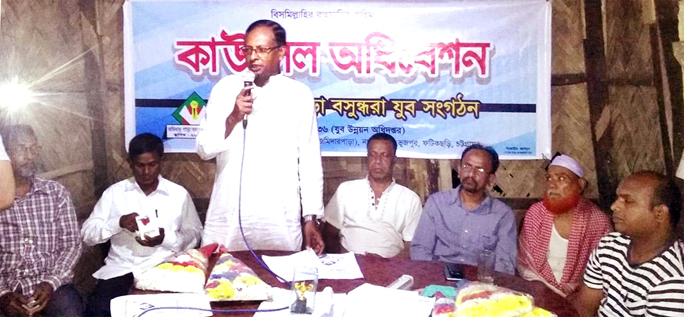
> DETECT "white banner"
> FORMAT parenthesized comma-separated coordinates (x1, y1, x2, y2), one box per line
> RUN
(124, 0, 551, 159)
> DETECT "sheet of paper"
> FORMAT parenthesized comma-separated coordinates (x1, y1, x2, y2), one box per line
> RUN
(254, 287, 345, 317)
(262, 250, 364, 280)
(344, 283, 434, 317)
(110, 293, 212, 317)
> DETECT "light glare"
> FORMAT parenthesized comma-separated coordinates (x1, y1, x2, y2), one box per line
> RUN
(0, 81, 34, 108)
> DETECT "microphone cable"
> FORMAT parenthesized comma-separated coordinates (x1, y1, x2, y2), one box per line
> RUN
(237, 104, 289, 285)
(135, 127, 292, 317)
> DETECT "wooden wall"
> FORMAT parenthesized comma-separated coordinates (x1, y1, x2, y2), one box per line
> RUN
(0, 0, 677, 295)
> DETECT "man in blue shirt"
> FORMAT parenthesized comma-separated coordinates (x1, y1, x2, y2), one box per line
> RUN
(410, 144, 517, 274)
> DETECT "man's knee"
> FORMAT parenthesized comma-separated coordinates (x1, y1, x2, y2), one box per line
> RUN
(44, 284, 83, 317)
(85, 274, 134, 317)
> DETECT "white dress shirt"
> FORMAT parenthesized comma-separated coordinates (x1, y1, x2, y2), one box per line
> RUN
(325, 178, 423, 257)
(81, 176, 202, 280)
(0, 136, 8, 161)
(196, 74, 324, 251)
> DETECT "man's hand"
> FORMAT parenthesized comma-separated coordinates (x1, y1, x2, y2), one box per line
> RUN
(31, 282, 53, 312)
(304, 221, 325, 255)
(135, 227, 165, 247)
(573, 284, 603, 317)
(119, 213, 139, 232)
(0, 291, 31, 317)
(225, 85, 256, 136)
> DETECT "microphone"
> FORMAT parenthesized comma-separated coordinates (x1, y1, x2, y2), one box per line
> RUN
(242, 71, 255, 129)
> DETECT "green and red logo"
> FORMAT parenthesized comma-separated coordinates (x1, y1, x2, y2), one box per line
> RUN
(172, 92, 206, 125)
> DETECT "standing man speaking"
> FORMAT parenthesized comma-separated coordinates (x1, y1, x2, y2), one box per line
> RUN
(197, 20, 325, 253)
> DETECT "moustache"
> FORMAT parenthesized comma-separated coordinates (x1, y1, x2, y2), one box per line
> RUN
(462, 177, 476, 184)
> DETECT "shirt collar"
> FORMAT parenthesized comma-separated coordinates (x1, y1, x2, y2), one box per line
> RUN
(365, 176, 397, 194)
(20, 177, 49, 198)
(453, 185, 493, 213)
(124, 175, 169, 196)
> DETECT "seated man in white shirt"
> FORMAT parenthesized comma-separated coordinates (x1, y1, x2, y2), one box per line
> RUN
(323, 133, 422, 258)
(81, 133, 202, 317)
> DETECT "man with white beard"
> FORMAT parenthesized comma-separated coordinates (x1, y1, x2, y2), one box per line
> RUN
(517, 154, 612, 297)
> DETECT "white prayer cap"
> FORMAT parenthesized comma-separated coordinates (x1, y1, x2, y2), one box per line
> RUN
(550, 154, 584, 178)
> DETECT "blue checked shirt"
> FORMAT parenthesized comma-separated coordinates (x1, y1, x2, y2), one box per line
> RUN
(0, 178, 82, 297)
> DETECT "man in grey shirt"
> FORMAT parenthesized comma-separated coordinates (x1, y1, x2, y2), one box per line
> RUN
(410, 144, 517, 274)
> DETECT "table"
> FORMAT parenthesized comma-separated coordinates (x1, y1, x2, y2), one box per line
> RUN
(136, 250, 578, 316)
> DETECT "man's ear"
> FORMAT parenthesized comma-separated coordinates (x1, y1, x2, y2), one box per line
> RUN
(578, 178, 588, 193)
(277, 46, 286, 61)
(488, 173, 496, 186)
(653, 204, 670, 225)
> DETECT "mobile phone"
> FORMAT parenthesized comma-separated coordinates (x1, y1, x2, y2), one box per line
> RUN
(444, 262, 465, 281)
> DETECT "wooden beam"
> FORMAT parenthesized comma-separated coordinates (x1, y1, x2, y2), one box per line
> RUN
(37, 161, 94, 180)
(583, 0, 616, 210)
(654, 0, 684, 174)
(427, 159, 439, 195)
(80, 1, 109, 197)
(551, 73, 587, 86)
(550, 73, 654, 87)
(650, 23, 676, 177)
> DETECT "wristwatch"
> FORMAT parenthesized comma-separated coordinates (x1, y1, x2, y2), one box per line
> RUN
(303, 215, 323, 227)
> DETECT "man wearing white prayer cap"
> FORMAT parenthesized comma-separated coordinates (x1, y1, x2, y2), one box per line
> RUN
(517, 153, 612, 298)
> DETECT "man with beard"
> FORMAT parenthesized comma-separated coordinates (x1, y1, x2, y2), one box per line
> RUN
(0, 125, 83, 317)
(575, 171, 684, 316)
(411, 144, 517, 274)
(517, 154, 611, 297)
(323, 133, 422, 258)
(196, 19, 325, 254)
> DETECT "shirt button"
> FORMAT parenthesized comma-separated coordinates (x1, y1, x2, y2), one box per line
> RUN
(465, 230, 469, 233)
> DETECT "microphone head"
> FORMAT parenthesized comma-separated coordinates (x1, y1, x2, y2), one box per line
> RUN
(242, 70, 255, 85)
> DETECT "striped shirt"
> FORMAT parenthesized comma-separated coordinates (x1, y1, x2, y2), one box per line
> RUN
(584, 232, 684, 316)
(0, 178, 82, 297)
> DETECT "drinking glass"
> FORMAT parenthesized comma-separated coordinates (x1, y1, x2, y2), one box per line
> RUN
(477, 249, 496, 284)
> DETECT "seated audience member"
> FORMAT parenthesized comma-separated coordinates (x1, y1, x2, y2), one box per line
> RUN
(324, 133, 422, 258)
(0, 135, 14, 210)
(82, 133, 202, 317)
(575, 171, 684, 317)
(0, 125, 83, 317)
(517, 154, 611, 297)
(411, 144, 517, 274)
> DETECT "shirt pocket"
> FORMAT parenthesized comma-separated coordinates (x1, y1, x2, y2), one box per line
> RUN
(459, 218, 498, 251)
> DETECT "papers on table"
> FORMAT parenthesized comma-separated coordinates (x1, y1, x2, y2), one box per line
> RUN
(255, 284, 433, 317)
(110, 293, 212, 317)
(344, 283, 434, 317)
(262, 250, 364, 280)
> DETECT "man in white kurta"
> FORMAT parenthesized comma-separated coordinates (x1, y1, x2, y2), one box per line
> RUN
(325, 179, 422, 257)
(196, 20, 324, 252)
(325, 133, 422, 258)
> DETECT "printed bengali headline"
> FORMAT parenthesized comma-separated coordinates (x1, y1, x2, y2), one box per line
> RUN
(174, 31, 491, 79)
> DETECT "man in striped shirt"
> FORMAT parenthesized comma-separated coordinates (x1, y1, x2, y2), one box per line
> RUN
(0, 125, 83, 317)
(575, 171, 684, 316)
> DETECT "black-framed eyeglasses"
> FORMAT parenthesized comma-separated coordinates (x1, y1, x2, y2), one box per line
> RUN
(239, 45, 281, 56)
